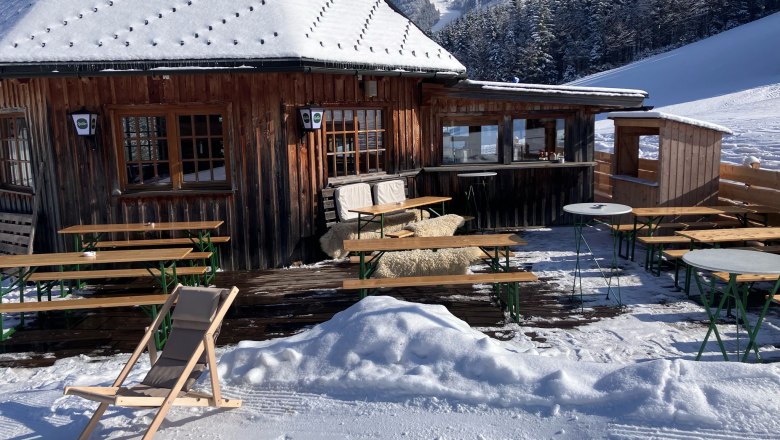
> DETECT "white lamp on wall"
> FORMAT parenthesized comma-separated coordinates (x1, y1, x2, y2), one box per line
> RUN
(298, 105, 324, 131)
(70, 108, 98, 136)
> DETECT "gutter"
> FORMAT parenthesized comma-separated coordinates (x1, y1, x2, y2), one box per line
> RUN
(0, 57, 467, 80)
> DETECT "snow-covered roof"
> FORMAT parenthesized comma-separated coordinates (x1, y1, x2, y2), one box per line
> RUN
(441, 79, 648, 108)
(607, 111, 733, 134)
(466, 80, 648, 99)
(0, 0, 466, 77)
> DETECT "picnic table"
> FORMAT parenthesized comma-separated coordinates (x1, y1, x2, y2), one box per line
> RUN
(59, 220, 224, 252)
(675, 226, 780, 245)
(683, 249, 780, 362)
(348, 196, 452, 238)
(342, 233, 535, 322)
(619, 205, 780, 266)
(0, 248, 193, 340)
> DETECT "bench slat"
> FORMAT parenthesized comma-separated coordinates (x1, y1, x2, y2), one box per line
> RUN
(0, 294, 169, 314)
(28, 266, 207, 282)
(95, 237, 230, 248)
(712, 272, 780, 283)
(343, 272, 537, 289)
(386, 230, 414, 238)
(636, 236, 691, 245)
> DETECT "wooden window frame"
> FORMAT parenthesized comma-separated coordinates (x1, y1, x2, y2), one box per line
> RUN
(110, 104, 232, 191)
(0, 111, 34, 191)
(323, 108, 386, 178)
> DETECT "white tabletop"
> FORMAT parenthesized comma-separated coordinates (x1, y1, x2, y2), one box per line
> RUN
(457, 172, 497, 178)
(682, 249, 780, 275)
(563, 203, 632, 216)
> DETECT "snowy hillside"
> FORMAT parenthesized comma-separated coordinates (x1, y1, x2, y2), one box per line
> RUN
(571, 12, 780, 170)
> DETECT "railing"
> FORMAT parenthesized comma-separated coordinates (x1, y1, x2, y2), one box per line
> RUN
(594, 151, 780, 212)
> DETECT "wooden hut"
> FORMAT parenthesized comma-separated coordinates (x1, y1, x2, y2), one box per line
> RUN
(0, 1, 647, 270)
(607, 112, 732, 207)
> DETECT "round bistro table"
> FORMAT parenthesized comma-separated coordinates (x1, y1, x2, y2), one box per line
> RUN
(683, 248, 780, 362)
(563, 203, 633, 306)
(457, 172, 497, 232)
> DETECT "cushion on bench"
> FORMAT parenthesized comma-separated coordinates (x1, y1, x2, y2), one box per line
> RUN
(319, 211, 420, 259)
(335, 183, 372, 221)
(372, 179, 406, 205)
(403, 214, 465, 238)
(373, 247, 484, 278)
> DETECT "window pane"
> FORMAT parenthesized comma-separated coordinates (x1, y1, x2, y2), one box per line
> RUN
(179, 115, 192, 136)
(120, 115, 169, 186)
(183, 161, 196, 182)
(194, 115, 208, 136)
(442, 123, 499, 164)
(556, 119, 565, 154)
(512, 119, 527, 161)
(209, 115, 223, 136)
(0, 114, 33, 188)
(181, 139, 194, 159)
(211, 139, 225, 159)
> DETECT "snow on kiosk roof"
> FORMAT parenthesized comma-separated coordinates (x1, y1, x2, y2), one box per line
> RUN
(608, 111, 733, 134)
(0, 0, 466, 77)
(443, 79, 649, 108)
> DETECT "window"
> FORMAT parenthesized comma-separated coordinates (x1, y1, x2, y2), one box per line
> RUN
(324, 109, 385, 178)
(114, 106, 228, 190)
(0, 113, 33, 189)
(442, 120, 499, 164)
(511, 118, 566, 161)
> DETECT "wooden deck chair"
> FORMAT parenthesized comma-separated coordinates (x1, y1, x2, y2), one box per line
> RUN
(64, 284, 242, 439)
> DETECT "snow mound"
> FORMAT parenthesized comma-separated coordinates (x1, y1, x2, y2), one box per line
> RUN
(217, 296, 780, 430)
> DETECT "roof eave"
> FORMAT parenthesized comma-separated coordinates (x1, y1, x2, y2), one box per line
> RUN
(0, 57, 467, 79)
(442, 88, 647, 109)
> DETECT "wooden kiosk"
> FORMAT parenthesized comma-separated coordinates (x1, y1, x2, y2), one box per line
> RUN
(607, 112, 732, 207)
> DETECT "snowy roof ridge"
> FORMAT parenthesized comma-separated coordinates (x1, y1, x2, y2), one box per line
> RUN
(0, 0, 466, 76)
(607, 111, 733, 134)
(464, 79, 649, 98)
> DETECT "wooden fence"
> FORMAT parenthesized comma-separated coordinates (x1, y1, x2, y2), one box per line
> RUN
(594, 151, 780, 223)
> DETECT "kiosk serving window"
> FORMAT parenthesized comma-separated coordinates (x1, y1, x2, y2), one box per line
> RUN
(442, 119, 499, 164)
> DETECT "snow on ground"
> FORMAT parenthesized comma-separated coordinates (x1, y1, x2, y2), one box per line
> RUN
(2, 226, 780, 439)
(572, 12, 780, 170)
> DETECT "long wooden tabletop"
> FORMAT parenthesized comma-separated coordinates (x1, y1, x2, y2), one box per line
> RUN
(348, 196, 452, 216)
(675, 227, 780, 243)
(0, 248, 193, 269)
(58, 221, 223, 234)
(632, 206, 753, 217)
(343, 233, 527, 252)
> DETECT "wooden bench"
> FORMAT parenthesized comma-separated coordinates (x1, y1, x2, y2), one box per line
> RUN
(95, 237, 231, 248)
(385, 230, 414, 238)
(343, 272, 538, 323)
(0, 294, 169, 314)
(29, 266, 207, 299)
(614, 219, 741, 260)
(636, 235, 692, 275)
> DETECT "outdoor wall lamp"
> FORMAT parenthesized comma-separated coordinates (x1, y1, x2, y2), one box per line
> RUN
(70, 108, 98, 136)
(298, 105, 324, 132)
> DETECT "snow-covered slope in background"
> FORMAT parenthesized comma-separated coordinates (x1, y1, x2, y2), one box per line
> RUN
(570, 12, 780, 170)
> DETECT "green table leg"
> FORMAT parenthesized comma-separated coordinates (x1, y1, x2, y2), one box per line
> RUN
(694, 271, 731, 361)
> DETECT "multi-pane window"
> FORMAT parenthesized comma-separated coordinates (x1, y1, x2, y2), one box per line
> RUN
(115, 107, 228, 189)
(0, 114, 33, 189)
(324, 109, 384, 177)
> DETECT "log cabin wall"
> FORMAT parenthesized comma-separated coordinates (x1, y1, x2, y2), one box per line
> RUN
(0, 73, 422, 270)
(419, 93, 597, 227)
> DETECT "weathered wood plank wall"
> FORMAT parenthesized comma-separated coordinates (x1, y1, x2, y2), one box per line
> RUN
(0, 73, 422, 270)
(419, 94, 597, 227)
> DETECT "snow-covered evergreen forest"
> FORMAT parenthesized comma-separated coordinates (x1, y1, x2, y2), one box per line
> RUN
(388, 0, 442, 31)
(431, 0, 780, 83)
